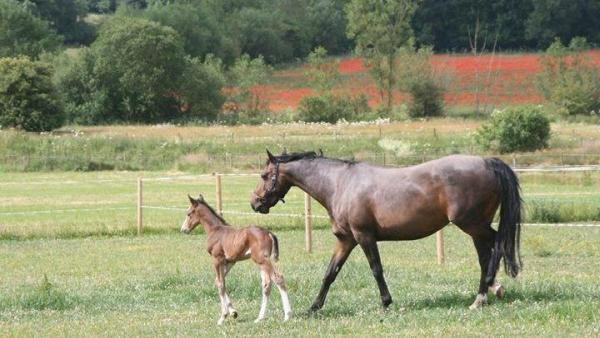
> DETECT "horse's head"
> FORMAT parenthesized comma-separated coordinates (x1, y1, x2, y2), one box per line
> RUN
(250, 149, 292, 214)
(181, 194, 206, 234)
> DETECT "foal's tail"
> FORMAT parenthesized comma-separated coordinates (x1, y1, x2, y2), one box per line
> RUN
(485, 158, 523, 282)
(268, 232, 279, 262)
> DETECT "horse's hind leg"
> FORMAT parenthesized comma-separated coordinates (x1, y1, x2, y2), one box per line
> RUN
(470, 226, 503, 309)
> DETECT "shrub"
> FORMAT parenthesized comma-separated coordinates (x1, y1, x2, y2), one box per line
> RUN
(297, 94, 371, 123)
(476, 106, 551, 153)
(536, 37, 600, 116)
(397, 46, 446, 118)
(226, 54, 272, 118)
(407, 80, 444, 118)
(0, 56, 64, 131)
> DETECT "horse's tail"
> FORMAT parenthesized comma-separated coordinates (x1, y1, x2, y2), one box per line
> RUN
(269, 231, 279, 262)
(485, 157, 523, 282)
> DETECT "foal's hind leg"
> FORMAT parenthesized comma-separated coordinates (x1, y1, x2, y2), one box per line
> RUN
(222, 262, 238, 318)
(213, 259, 229, 325)
(255, 267, 271, 323)
(270, 264, 291, 321)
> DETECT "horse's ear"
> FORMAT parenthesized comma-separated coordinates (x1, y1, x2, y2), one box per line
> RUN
(318, 148, 324, 157)
(266, 149, 275, 163)
(188, 194, 197, 205)
(282, 147, 288, 155)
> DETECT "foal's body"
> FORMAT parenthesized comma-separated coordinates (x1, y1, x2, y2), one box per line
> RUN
(181, 195, 291, 324)
(251, 152, 522, 311)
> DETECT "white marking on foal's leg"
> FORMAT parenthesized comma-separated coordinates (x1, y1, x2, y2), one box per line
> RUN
(469, 293, 487, 310)
(489, 281, 505, 299)
(272, 271, 291, 321)
(255, 270, 271, 323)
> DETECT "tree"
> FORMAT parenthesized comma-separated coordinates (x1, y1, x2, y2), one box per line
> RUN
(20, 0, 95, 45)
(227, 54, 273, 116)
(307, 0, 353, 55)
(305, 46, 340, 93)
(178, 55, 226, 121)
(143, 2, 237, 63)
(0, 0, 62, 58)
(0, 56, 64, 131)
(346, 0, 417, 113)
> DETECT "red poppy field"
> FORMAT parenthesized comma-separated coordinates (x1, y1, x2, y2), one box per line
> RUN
(257, 51, 600, 112)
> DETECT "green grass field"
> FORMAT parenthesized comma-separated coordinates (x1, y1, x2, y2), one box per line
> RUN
(1, 170, 600, 336)
(1, 228, 599, 336)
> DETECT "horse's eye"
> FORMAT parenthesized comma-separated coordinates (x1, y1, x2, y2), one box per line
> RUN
(261, 173, 268, 180)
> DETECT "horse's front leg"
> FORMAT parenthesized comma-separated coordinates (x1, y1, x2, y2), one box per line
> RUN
(310, 236, 356, 312)
(356, 233, 392, 309)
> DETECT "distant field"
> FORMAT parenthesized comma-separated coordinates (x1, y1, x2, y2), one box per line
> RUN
(1, 227, 599, 336)
(1, 170, 599, 239)
(260, 51, 600, 112)
(2, 119, 600, 172)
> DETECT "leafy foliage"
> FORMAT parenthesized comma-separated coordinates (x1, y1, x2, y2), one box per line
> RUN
(346, 0, 416, 112)
(0, 56, 64, 131)
(476, 106, 551, 153)
(297, 94, 370, 123)
(225, 54, 273, 120)
(396, 47, 445, 118)
(58, 17, 225, 124)
(305, 46, 340, 93)
(536, 37, 600, 116)
(0, 0, 62, 58)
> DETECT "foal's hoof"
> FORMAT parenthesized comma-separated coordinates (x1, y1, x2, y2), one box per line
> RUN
(230, 310, 238, 319)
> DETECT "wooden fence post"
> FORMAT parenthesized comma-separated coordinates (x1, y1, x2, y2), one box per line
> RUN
(304, 192, 312, 253)
(137, 177, 143, 235)
(215, 173, 223, 216)
(436, 229, 444, 264)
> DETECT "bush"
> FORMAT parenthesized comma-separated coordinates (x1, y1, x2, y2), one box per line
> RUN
(536, 37, 600, 116)
(297, 94, 371, 123)
(476, 106, 551, 153)
(407, 80, 444, 118)
(397, 46, 446, 118)
(0, 56, 64, 131)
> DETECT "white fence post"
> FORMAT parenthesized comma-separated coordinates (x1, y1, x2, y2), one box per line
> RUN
(137, 177, 143, 235)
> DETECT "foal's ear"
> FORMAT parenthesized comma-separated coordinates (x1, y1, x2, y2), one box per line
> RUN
(266, 149, 275, 163)
(188, 194, 197, 205)
(197, 194, 204, 202)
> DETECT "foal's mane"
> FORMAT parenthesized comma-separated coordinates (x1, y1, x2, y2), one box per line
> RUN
(198, 199, 230, 226)
(274, 151, 355, 165)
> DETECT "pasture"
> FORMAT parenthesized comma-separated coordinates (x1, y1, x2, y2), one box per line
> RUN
(1, 170, 600, 336)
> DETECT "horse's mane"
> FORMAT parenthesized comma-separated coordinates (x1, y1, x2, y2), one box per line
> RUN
(198, 199, 230, 226)
(274, 150, 356, 165)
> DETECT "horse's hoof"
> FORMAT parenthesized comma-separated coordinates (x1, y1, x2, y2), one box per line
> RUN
(494, 286, 505, 299)
(469, 294, 487, 310)
(308, 304, 321, 313)
(382, 296, 393, 309)
(231, 311, 238, 319)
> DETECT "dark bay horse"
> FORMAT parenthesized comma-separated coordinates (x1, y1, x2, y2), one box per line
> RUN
(250, 150, 522, 311)
(181, 194, 292, 324)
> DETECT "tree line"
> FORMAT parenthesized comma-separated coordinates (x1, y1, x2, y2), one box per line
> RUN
(1, 0, 599, 131)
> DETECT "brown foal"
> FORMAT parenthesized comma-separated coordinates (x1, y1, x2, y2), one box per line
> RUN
(181, 194, 291, 325)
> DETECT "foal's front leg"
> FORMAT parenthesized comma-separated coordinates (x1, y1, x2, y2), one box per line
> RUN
(255, 267, 271, 323)
(222, 263, 238, 318)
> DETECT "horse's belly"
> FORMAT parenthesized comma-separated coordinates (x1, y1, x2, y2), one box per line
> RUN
(374, 208, 449, 241)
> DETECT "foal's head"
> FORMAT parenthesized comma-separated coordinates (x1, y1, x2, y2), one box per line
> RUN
(181, 194, 212, 234)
